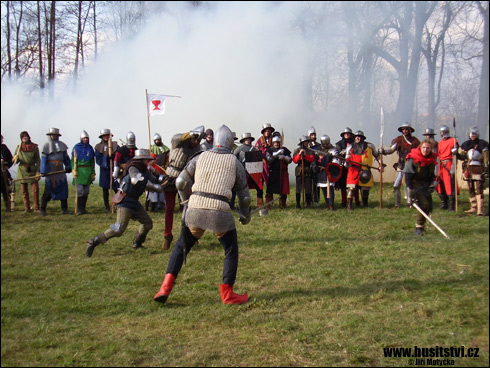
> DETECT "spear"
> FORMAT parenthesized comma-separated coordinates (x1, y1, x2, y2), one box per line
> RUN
(452, 117, 458, 211)
(13, 170, 67, 182)
(380, 107, 385, 208)
(108, 131, 114, 213)
(73, 148, 78, 214)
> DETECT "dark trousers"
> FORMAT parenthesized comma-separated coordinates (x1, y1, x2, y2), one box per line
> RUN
(166, 226, 239, 285)
(41, 186, 68, 211)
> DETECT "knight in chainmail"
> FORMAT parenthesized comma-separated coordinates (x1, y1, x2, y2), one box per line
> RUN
(345, 130, 380, 211)
(154, 125, 251, 305)
(311, 135, 340, 210)
(39, 128, 72, 216)
(335, 127, 356, 208)
(456, 127, 489, 216)
(378, 122, 420, 208)
(265, 134, 291, 209)
(85, 149, 165, 257)
(292, 136, 315, 208)
(162, 125, 205, 251)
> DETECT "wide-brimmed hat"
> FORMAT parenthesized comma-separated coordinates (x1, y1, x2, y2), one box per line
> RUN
(46, 127, 61, 136)
(398, 122, 415, 133)
(261, 123, 275, 134)
(239, 132, 255, 143)
(340, 127, 353, 138)
(133, 149, 153, 160)
(423, 128, 435, 136)
(99, 129, 112, 138)
(354, 130, 366, 140)
(298, 135, 309, 145)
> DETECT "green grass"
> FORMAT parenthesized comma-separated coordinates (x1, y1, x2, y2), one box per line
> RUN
(1, 183, 489, 367)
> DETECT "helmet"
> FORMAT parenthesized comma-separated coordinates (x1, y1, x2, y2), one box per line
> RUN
(272, 135, 281, 143)
(423, 128, 435, 136)
(340, 127, 353, 138)
(232, 132, 238, 140)
(126, 131, 136, 147)
(133, 149, 153, 160)
(320, 135, 331, 146)
(469, 127, 479, 138)
(239, 132, 255, 144)
(308, 126, 316, 136)
(261, 123, 275, 134)
(298, 135, 309, 145)
(439, 125, 450, 138)
(190, 125, 205, 141)
(213, 125, 235, 151)
(99, 129, 111, 138)
(398, 122, 415, 133)
(354, 130, 366, 140)
(153, 133, 162, 141)
(46, 127, 61, 136)
(359, 169, 372, 184)
(80, 130, 89, 140)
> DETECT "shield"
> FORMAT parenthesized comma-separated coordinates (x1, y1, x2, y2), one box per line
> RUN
(244, 150, 263, 190)
(326, 162, 343, 182)
(359, 169, 372, 184)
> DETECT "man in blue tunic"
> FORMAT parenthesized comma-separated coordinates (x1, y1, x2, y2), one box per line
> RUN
(40, 127, 72, 216)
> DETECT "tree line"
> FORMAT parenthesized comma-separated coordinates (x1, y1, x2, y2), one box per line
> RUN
(1, 1, 488, 138)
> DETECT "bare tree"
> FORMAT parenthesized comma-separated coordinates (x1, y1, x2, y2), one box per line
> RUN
(421, 1, 453, 127)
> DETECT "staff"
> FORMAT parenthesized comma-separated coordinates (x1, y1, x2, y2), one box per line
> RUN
(73, 148, 78, 214)
(452, 117, 458, 211)
(380, 107, 385, 208)
(108, 130, 114, 213)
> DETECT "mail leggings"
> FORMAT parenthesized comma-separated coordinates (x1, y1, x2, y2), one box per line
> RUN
(103, 206, 153, 242)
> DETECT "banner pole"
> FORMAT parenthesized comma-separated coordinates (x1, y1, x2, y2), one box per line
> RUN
(145, 89, 151, 149)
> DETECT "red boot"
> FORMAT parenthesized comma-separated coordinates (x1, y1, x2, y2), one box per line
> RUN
(219, 284, 248, 304)
(153, 273, 176, 303)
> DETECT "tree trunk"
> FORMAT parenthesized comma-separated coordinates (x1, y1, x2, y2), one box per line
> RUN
(37, 1, 45, 89)
(476, 1, 489, 139)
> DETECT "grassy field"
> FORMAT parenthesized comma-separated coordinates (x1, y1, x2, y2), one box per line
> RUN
(1, 183, 489, 367)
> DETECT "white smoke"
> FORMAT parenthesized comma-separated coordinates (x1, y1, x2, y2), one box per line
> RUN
(1, 2, 315, 156)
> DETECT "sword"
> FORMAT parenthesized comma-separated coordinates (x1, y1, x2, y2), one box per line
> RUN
(412, 201, 450, 239)
(235, 196, 282, 220)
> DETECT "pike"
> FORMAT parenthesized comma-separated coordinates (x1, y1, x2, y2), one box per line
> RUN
(73, 148, 78, 214)
(236, 196, 282, 221)
(412, 201, 450, 239)
(452, 117, 458, 211)
(13, 170, 67, 182)
(380, 107, 385, 208)
(306, 147, 385, 171)
(108, 129, 114, 213)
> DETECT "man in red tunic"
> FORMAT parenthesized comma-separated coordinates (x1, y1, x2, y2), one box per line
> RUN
(435, 125, 459, 211)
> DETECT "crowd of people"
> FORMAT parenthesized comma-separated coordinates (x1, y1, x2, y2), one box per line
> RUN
(1, 122, 489, 303)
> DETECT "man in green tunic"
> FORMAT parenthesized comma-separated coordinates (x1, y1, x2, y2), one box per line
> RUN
(71, 131, 96, 215)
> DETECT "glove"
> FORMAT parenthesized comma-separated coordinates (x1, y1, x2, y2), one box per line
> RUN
(278, 155, 285, 161)
(407, 188, 416, 204)
(35, 172, 41, 181)
(378, 147, 385, 155)
(12, 155, 19, 164)
(91, 173, 96, 182)
(239, 213, 251, 225)
(65, 168, 72, 173)
(72, 170, 78, 178)
(429, 180, 437, 193)
(451, 147, 458, 155)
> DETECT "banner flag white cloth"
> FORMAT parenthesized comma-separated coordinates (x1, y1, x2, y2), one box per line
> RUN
(147, 94, 167, 116)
